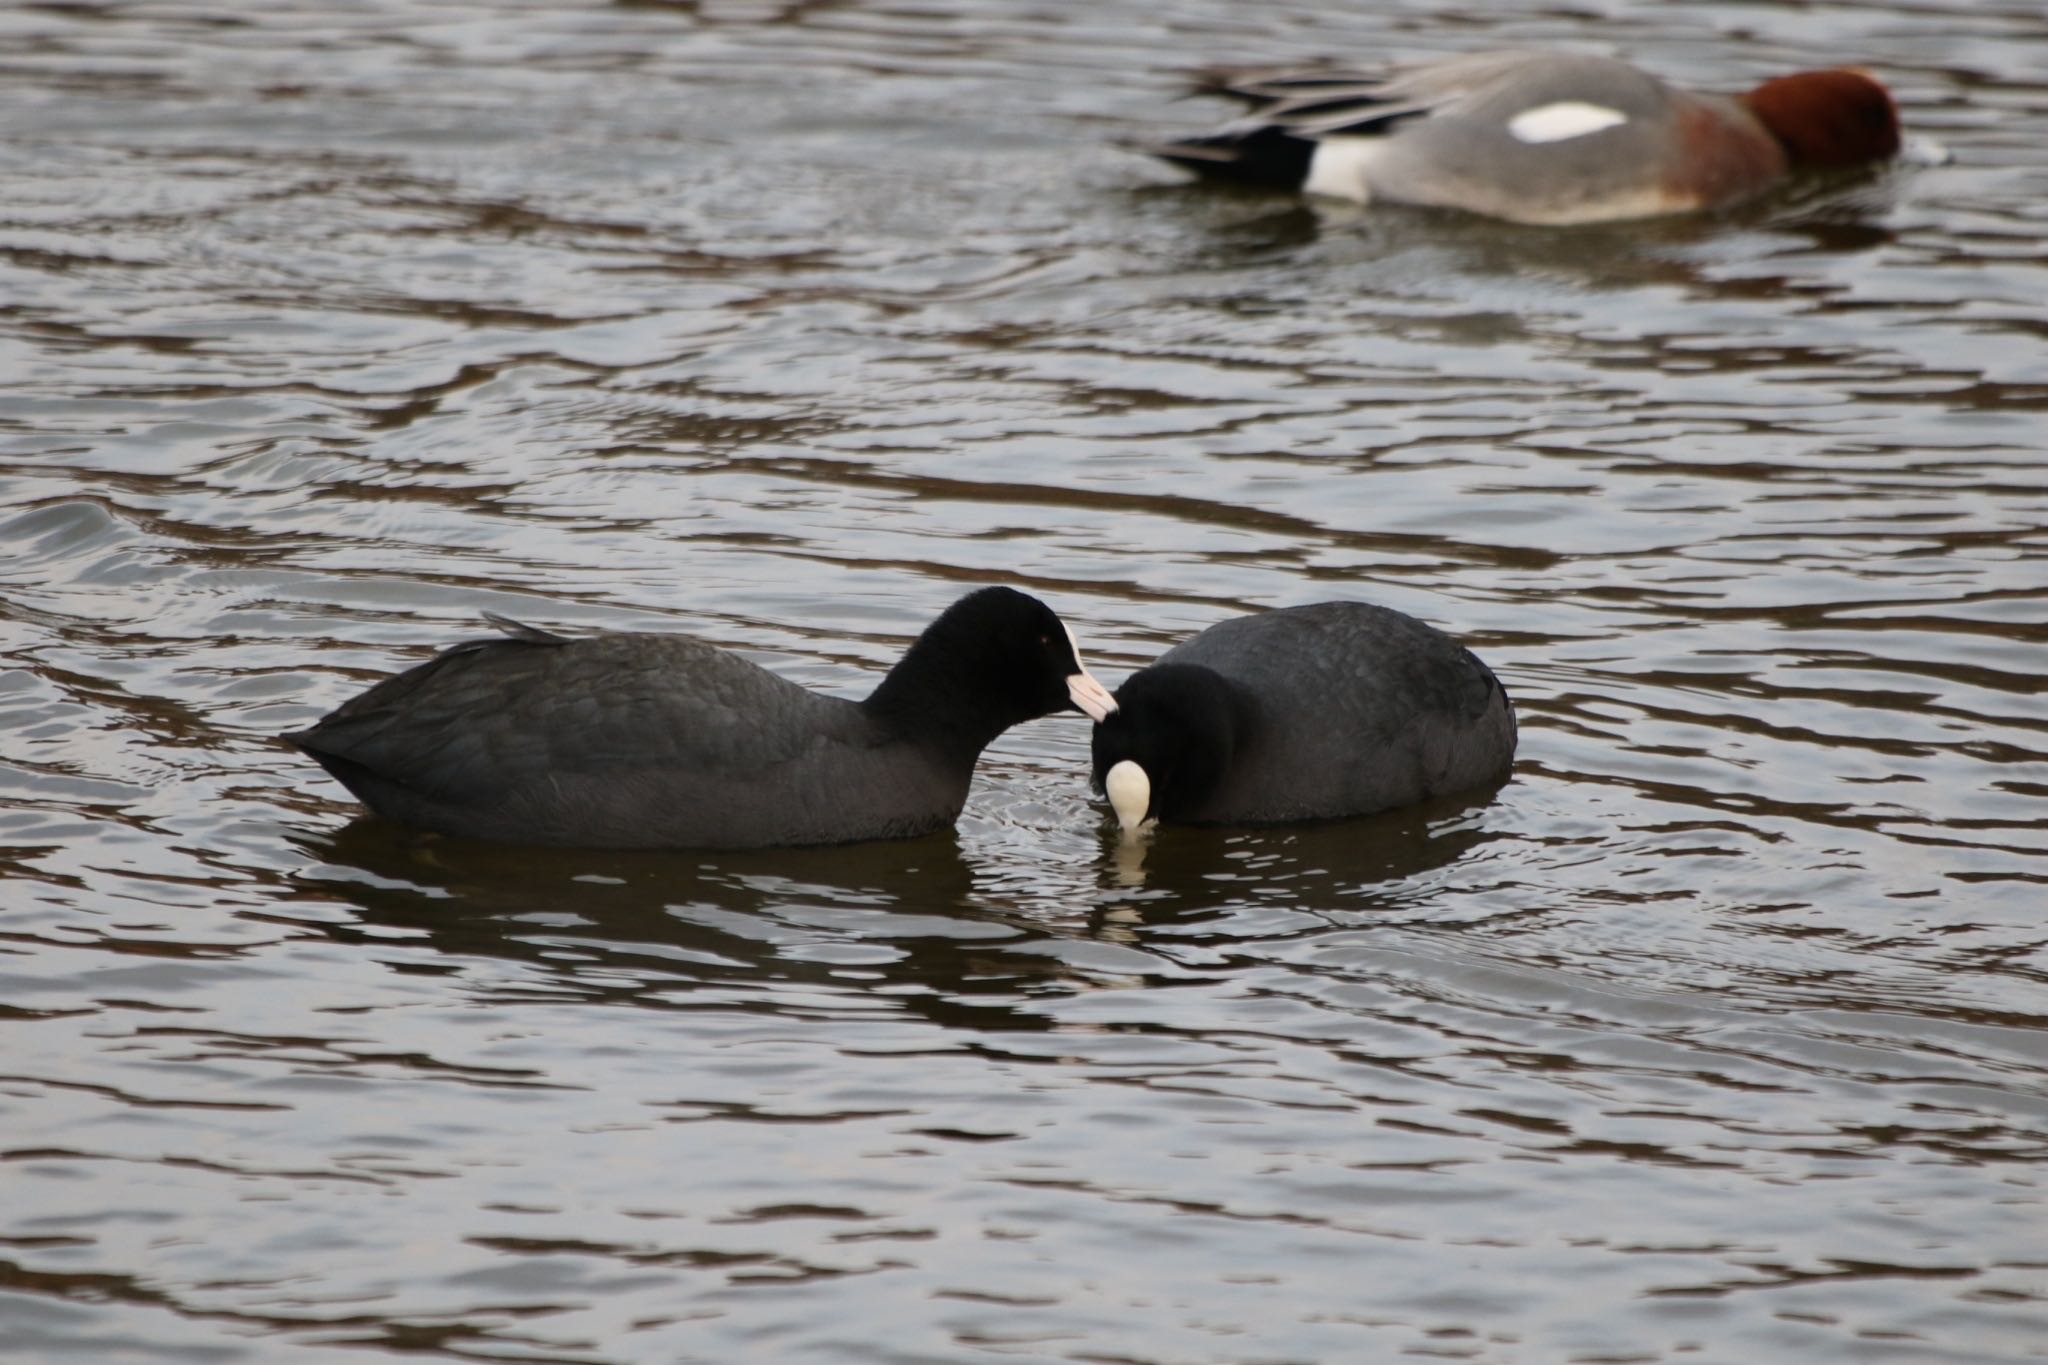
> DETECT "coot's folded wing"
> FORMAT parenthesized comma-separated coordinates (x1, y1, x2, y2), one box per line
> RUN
(288, 626, 865, 811)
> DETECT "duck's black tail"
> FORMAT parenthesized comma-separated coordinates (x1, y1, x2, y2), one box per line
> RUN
(1141, 125, 1318, 190)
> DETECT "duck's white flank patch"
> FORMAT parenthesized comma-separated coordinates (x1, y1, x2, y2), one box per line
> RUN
(1105, 760, 1152, 835)
(1303, 137, 1380, 202)
(1507, 101, 1628, 144)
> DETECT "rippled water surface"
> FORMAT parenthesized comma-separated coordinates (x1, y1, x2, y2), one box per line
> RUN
(4, 1, 2046, 1361)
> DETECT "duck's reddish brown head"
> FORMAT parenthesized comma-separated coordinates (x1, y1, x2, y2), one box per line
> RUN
(1742, 69, 1901, 168)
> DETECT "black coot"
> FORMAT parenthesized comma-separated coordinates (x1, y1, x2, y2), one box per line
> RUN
(1090, 602, 1514, 832)
(289, 586, 1116, 849)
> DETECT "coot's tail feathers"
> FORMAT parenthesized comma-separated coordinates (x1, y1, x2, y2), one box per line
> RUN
(480, 612, 573, 646)
(1141, 125, 1320, 190)
(282, 613, 571, 767)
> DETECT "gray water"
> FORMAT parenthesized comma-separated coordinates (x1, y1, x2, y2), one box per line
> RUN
(3, 1, 2045, 1361)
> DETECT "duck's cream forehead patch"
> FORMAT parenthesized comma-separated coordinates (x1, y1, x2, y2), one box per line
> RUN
(1507, 101, 1629, 144)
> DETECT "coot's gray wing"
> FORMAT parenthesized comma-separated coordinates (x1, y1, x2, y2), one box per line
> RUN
(289, 624, 875, 844)
(1164, 602, 1514, 821)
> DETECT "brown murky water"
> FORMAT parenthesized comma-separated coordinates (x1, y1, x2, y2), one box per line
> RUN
(3, 1, 2044, 1361)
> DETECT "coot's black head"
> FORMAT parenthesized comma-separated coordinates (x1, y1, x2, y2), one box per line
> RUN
(1089, 664, 1240, 833)
(866, 587, 1113, 748)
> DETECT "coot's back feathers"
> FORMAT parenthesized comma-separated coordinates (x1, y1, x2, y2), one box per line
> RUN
(1091, 602, 1515, 829)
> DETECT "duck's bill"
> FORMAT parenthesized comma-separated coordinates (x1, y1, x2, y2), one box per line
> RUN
(1900, 134, 1951, 167)
(1067, 669, 1118, 722)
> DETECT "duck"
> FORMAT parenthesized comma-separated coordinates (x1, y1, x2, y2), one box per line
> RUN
(1090, 602, 1515, 834)
(1142, 50, 1905, 225)
(287, 586, 1117, 850)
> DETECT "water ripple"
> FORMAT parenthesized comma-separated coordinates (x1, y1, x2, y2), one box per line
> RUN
(3, 0, 2045, 1361)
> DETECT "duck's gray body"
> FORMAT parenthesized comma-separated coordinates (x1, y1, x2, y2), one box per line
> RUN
(1145, 51, 1902, 226)
(1101, 602, 1515, 826)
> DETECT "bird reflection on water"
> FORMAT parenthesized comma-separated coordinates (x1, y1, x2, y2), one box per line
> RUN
(292, 791, 1511, 1016)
